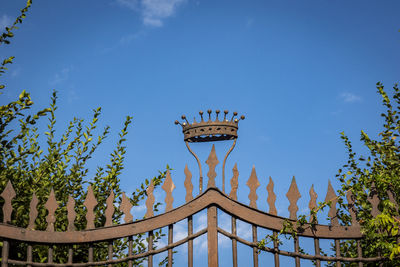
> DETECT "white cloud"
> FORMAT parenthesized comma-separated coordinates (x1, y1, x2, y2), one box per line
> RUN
(0, 14, 12, 30)
(117, 0, 185, 27)
(340, 92, 362, 103)
(11, 67, 21, 78)
(116, 0, 139, 10)
(49, 66, 73, 86)
(246, 18, 254, 28)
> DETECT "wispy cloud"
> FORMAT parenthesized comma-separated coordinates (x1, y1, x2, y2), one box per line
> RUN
(340, 92, 362, 103)
(49, 66, 73, 86)
(10, 67, 21, 78)
(246, 18, 254, 28)
(0, 14, 12, 30)
(116, 0, 185, 27)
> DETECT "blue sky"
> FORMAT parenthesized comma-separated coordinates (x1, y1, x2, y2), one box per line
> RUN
(1, 0, 399, 265)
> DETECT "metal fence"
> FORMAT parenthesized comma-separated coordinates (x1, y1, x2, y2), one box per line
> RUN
(0, 110, 389, 266)
(0, 144, 386, 266)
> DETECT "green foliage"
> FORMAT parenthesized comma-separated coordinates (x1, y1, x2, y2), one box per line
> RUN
(258, 83, 400, 266)
(0, 1, 170, 265)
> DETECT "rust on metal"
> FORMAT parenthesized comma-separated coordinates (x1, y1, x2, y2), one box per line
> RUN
(184, 164, 193, 203)
(387, 189, 398, 212)
(66, 195, 76, 231)
(1, 180, 16, 223)
(84, 185, 97, 230)
(185, 141, 203, 194)
(206, 144, 219, 188)
(252, 225, 259, 267)
(286, 176, 301, 219)
(28, 192, 38, 230)
(325, 180, 338, 226)
(188, 215, 194, 267)
(145, 179, 155, 218)
(309, 185, 318, 222)
(335, 239, 341, 267)
(232, 217, 238, 267)
(267, 177, 277, 215)
(207, 206, 219, 266)
(229, 163, 239, 200)
(175, 110, 244, 143)
(105, 191, 115, 227)
(148, 230, 154, 267)
(368, 182, 380, 217)
(44, 189, 58, 232)
(294, 236, 300, 267)
(176, 110, 244, 195)
(314, 238, 321, 267)
(168, 224, 173, 267)
(121, 192, 133, 223)
(346, 190, 358, 225)
(162, 170, 175, 212)
(273, 231, 280, 267)
(222, 139, 237, 193)
(247, 166, 260, 209)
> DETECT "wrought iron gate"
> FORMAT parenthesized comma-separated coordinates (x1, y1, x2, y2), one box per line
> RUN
(0, 110, 388, 266)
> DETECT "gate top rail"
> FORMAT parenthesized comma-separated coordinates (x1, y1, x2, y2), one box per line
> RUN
(1, 183, 362, 244)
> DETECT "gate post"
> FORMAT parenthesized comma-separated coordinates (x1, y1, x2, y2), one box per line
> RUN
(207, 206, 218, 266)
(1, 239, 9, 267)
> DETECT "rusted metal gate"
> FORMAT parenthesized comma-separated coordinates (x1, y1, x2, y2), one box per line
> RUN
(0, 110, 387, 266)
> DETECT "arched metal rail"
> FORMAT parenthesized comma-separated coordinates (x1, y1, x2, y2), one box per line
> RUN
(1, 187, 380, 267)
(0, 188, 361, 243)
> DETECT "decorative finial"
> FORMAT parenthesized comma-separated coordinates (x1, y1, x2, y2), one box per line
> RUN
(207, 109, 212, 121)
(231, 111, 238, 121)
(175, 110, 245, 143)
(181, 115, 189, 124)
(199, 111, 204, 122)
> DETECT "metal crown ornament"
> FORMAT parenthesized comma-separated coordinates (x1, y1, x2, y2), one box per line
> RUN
(175, 110, 245, 194)
(175, 110, 245, 143)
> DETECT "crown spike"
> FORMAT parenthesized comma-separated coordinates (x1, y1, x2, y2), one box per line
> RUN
(175, 110, 244, 142)
(224, 110, 228, 121)
(181, 115, 189, 124)
(199, 111, 204, 122)
(207, 109, 212, 121)
(239, 115, 245, 121)
(215, 110, 220, 121)
(231, 111, 238, 122)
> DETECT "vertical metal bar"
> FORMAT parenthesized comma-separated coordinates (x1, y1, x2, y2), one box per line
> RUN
(88, 244, 93, 266)
(148, 231, 154, 267)
(294, 237, 300, 267)
(185, 141, 203, 194)
(252, 225, 258, 267)
(27, 244, 33, 267)
(188, 215, 193, 267)
(68, 246, 73, 265)
(1, 240, 9, 267)
(207, 206, 218, 267)
(231, 217, 238, 267)
(357, 240, 363, 267)
(335, 239, 341, 267)
(108, 241, 113, 267)
(128, 236, 133, 267)
(48, 246, 53, 264)
(273, 231, 280, 267)
(168, 224, 173, 267)
(222, 139, 237, 193)
(314, 238, 321, 267)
